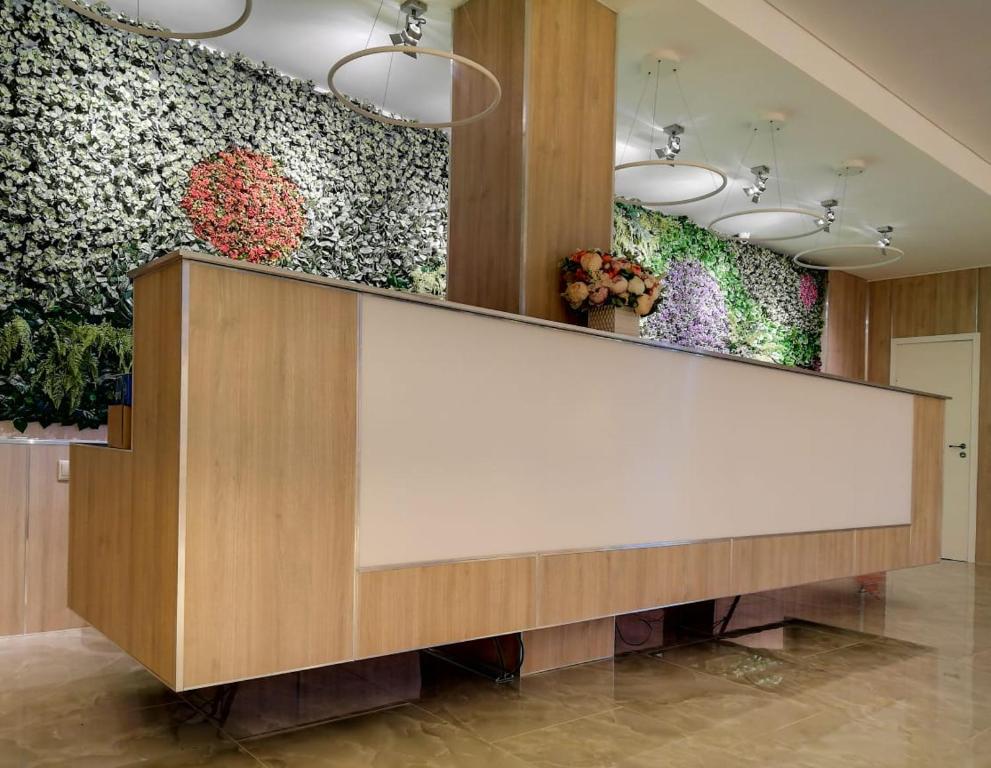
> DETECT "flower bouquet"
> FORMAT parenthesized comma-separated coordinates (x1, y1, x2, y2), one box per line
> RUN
(560, 249, 662, 320)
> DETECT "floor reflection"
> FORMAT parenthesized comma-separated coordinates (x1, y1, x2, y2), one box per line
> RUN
(1, 561, 989, 767)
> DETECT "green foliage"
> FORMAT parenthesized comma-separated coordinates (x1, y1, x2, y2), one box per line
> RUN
(1, 0, 448, 429)
(0, 308, 132, 431)
(33, 321, 132, 413)
(0, 316, 33, 369)
(612, 202, 825, 369)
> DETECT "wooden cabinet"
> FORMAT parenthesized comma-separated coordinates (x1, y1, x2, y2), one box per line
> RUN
(0, 441, 86, 637)
(0, 445, 28, 636)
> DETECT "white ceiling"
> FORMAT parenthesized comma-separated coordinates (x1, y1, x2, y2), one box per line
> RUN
(96, 0, 991, 280)
(765, 0, 991, 165)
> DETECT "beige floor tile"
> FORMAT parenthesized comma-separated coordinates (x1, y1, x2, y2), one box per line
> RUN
(0, 629, 178, 736)
(243, 704, 531, 768)
(496, 706, 686, 768)
(0, 702, 257, 768)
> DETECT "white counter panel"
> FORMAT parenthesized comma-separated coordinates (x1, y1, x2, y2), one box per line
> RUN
(357, 296, 914, 568)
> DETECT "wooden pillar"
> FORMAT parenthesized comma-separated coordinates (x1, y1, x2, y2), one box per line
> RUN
(448, 0, 617, 322)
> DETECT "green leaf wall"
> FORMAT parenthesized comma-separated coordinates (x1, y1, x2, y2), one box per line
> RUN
(612, 202, 826, 370)
(1, 0, 449, 428)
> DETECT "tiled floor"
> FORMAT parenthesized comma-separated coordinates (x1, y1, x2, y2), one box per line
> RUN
(2, 561, 990, 767)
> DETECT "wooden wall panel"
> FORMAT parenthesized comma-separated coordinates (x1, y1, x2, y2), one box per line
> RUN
(867, 280, 892, 385)
(977, 267, 991, 563)
(25, 444, 85, 633)
(69, 261, 182, 685)
(855, 526, 913, 574)
(824, 271, 868, 379)
(538, 541, 733, 627)
(182, 264, 357, 688)
(889, 270, 978, 338)
(448, 0, 525, 313)
(523, 0, 616, 322)
(910, 396, 945, 565)
(357, 558, 536, 658)
(128, 259, 182, 686)
(521, 617, 614, 676)
(0, 445, 28, 636)
(867, 268, 988, 562)
(731, 531, 856, 595)
(68, 446, 133, 647)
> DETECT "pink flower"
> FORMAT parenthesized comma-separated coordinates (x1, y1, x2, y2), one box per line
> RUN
(180, 147, 306, 263)
(799, 273, 818, 310)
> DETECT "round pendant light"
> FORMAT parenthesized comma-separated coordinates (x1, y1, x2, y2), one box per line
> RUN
(707, 121, 827, 243)
(614, 159, 727, 207)
(328, 1, 501, 130)
(708, 207, 827, 242)
(59, 0, 252, 40)
(328, 46, 501, 130)
(793, 243, 903, 271)
(792, 164, 904, 271)
(614, 59, 727, 207)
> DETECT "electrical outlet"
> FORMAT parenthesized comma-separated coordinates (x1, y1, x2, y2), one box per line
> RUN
(57, 459, 70, 482)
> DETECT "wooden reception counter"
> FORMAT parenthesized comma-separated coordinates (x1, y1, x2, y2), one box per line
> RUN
(69, 250, 944, 691)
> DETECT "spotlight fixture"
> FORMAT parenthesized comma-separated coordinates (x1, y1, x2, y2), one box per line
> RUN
(736, 232, 751, 241)
(613, 60, 728, 207)
(328, 0, 501, 130)
(59, 0, 252, 40)
(390, 0, 427, 58)
(793, 165, 904, 271)
(743, 165, 770, 204)
(818, 199, 838, 232)
(655, 124, 684, 161)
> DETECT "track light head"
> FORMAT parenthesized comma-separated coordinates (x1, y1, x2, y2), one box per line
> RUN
(655, 123, 685, 161)
(390, 0, 429, 57)
(876, 225, 894, 248)
(743, 165, 770, 204)
(819, 199, 838, 232)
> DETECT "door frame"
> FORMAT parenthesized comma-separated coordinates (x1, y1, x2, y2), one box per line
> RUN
(891, 332, 980, 562)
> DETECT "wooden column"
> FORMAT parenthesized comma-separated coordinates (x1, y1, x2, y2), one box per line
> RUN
(823, 271, 868, 380)
(448, 0, 617, 322)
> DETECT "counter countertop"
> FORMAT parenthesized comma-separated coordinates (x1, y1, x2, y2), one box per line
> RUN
(131, 250, 948, 401)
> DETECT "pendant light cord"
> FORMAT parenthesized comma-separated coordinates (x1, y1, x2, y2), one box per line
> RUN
(381, 4, 402, 113)
(672, 66, 710, 166)
(769, 121, 782, 208)
(620, 68, 653, 165)
(649, 61, 661, 159)
(365, 0, 387, 49)
(714, 126, 758, 220)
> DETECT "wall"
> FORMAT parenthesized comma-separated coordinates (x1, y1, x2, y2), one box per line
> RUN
(862, 268, 991, 563)
(823, 271, 868, 380)
(613, 203, 826, 369)
(0, 0, 449, 429)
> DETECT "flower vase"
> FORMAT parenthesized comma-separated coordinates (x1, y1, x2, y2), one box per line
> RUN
(587, 306, 640, 338)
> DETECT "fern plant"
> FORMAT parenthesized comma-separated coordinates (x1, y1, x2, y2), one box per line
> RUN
(33, 321, 133, 413)
(1, 309, 133, 430)
(0, 316, 34, 369)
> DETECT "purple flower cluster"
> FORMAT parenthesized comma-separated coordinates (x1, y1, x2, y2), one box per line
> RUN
(799, 273, 818, 311)
(642, 260, 730, 353)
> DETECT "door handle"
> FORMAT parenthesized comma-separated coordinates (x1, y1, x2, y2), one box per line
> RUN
(949, 443, 967, 449)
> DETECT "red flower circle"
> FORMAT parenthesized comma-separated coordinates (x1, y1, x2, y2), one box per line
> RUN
(181, 148, 305, 264)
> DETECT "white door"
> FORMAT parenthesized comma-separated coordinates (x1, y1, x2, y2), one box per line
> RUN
(891, 334, 979, 562)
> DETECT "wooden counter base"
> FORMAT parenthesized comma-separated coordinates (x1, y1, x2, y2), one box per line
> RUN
(69, 253, 944, 691)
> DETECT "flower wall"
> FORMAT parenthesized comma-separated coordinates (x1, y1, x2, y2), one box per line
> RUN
(0, 0, 449, 428)
(613, 202, 826, 369)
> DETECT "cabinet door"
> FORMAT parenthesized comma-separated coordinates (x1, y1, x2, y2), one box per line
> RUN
(0, 445, 27, 636)
(26, 445, 86, 633)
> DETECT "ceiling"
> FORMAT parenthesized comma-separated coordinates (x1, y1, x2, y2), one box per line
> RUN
(96, 0, 991, 280)
(765, 0, 991, 165)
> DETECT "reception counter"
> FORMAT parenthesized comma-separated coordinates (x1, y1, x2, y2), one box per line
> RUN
(69, 250, 944, 691)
